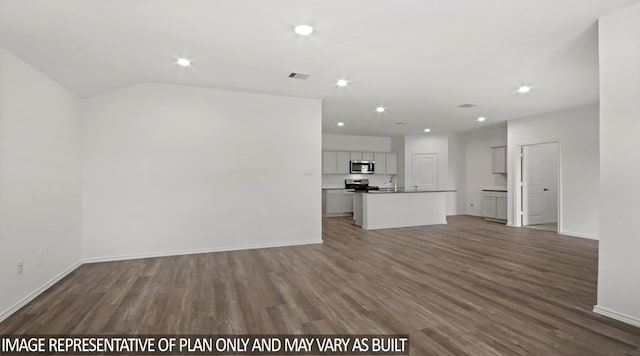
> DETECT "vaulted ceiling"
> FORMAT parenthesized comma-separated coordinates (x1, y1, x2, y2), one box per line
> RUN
(1, 0, 637, 135)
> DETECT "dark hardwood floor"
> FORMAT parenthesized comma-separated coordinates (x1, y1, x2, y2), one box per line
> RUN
(2, 216, 640, 355)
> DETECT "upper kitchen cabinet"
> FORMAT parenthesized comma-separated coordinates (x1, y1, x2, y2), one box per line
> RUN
(491, 146, 507, 174)
(373, 152, 386, 174)
(322, 151, 351, 174)
(385, 153, 398, 174)
(322, 151, 338, 174)
(322, 151, 397, 174)
(337, 152, 351, 174)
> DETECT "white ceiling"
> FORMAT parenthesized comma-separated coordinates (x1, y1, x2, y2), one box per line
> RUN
(1, 0, 638, 136)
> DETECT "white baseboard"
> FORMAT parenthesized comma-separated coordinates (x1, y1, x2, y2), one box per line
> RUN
(559, 230, 599, 240)
(593, 305, 640, 327)
(83, 239, 323, 264)
(0, 261, 82, 324)
(461, 211, 482, 217)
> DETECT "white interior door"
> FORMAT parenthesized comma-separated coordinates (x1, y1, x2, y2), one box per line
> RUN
(523, 143, 558, 225)
(412, 153, 438, 191)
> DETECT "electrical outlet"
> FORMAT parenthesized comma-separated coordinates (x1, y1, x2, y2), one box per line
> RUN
(37, 250, 44, 267)
(17, 262, 24, 275)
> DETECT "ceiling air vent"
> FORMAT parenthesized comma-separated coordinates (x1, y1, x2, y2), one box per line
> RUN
(288, 72, 310, 80)
(394, 122, 409, 126)
(458, 103, 477, 108)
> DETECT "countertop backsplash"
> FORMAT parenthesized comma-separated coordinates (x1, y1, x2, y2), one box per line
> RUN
(322, 174, 396, 189)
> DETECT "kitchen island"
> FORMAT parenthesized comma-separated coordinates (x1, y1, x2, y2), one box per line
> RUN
(353, 189, 455, 230)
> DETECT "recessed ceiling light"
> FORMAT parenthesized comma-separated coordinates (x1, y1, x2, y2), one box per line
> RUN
(477, 116, 487, 122)
(375, 106, 386, 113)
(517, 86, 532, 94)
(176, 58, 191, 67)
(336, 79, 349, 87)
(424, 128, 431, 133)
(294, 25, 314, 36)
(337, 122, 344, 127)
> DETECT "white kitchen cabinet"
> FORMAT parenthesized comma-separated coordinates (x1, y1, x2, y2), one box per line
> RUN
(342, 191, 354, 213)
(323, 189, 354, 216)
(482, 190, 507, 223)
(322, 151, 338, 174)
(337, 152, 351, 174)
(492, 146, 507, 174)
(385, 153, 398, 174)
(374, 152, 386, 174)
(482, 196, 497, 218)
(496, 197, 508, 220)
(362, 152, 374, 161)
(325, 190, 344, 215)
(322, 151, 397, 175)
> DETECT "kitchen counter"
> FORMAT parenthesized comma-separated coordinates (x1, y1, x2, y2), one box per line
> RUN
(482, 187, 507, 192)
(353, 190, 449, 230)
(365, 189, 456, 194)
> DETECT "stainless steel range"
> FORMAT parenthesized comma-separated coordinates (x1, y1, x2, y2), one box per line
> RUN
(345, 179, 379, 191)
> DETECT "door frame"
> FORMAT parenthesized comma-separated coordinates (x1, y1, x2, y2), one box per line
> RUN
(411, 153, 439, 191)
(512, 141, 562, 231)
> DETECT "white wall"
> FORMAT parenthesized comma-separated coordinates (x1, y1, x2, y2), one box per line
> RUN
(81, 83, 322, 261)
(391, 136, 405, 188)
(0, 47, 81, 320)
(464, 124, 507, 216)
(596, 2, 640, 326)
(322, 134, 391, 152)
(448, 133, 466, 215)
(507, 105, 599, 239)
(322, 134, 393, 188)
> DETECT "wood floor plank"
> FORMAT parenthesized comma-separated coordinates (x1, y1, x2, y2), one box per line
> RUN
(1, 215, 639, 355)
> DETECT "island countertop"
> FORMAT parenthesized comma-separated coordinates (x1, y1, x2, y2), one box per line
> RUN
(360, 189, 456, 194)
(354, 189, 449, 230)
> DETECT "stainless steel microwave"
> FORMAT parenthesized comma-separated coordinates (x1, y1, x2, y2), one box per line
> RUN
(350, 160, 375, 174)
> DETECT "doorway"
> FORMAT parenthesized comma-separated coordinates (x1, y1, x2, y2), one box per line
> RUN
(521, 143, 559, 232)
(412, 153, 438, 191)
